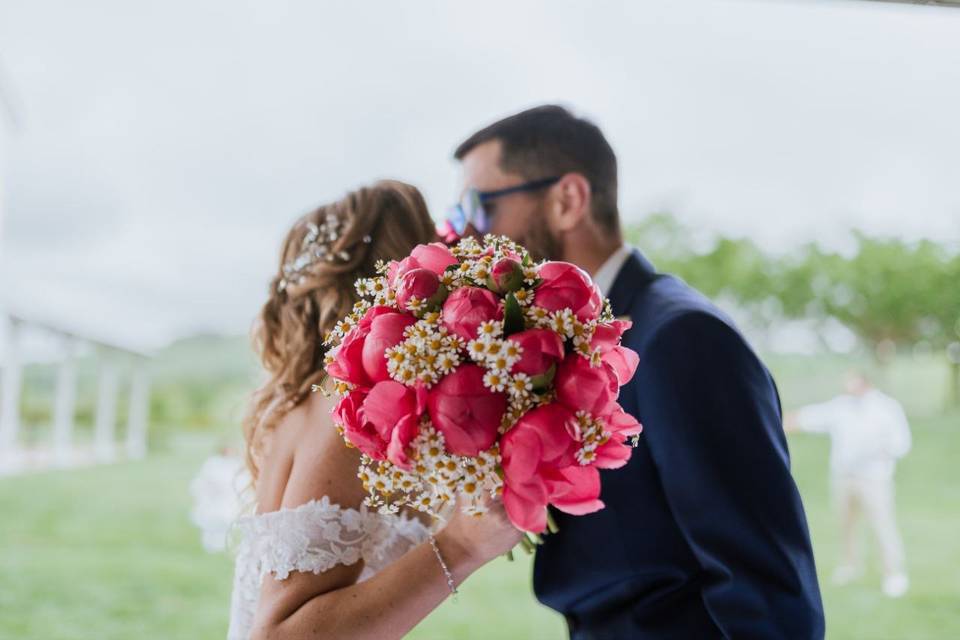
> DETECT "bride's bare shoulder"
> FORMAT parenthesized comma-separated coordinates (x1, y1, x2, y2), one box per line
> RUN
(264, 390, 365, 511)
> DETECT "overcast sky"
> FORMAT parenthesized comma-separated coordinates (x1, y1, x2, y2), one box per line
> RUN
(1, 0, 958, 351)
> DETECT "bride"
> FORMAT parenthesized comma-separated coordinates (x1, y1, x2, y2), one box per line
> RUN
(227, 181, 522, 640)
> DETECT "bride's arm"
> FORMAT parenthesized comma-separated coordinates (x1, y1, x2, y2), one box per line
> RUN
(248, 400, 521, 640)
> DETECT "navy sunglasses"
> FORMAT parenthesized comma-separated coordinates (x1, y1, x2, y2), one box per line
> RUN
(446, 176, 561, 235)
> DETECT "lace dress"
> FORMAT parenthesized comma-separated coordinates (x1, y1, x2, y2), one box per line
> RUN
(227, 496, 431, 639)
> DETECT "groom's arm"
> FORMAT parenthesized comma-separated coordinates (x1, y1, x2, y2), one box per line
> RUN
(634, 311, 824, 640)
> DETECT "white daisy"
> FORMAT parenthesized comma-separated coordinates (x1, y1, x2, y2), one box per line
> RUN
(482, 369, 508, 392)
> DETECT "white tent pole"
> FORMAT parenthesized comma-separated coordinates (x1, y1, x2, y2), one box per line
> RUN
(0, 316, 23, 470)
(125, 362, 150, 460)
(52, 336, 79, 466)
(94, 356, 118, 462)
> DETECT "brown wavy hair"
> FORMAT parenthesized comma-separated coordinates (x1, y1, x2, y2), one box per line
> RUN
(243, 180, 437, 482)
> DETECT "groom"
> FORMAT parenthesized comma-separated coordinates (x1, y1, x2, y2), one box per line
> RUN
(451, 105, 825, 639)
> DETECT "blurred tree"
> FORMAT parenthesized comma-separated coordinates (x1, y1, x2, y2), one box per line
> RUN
(626, 214, 960, 407)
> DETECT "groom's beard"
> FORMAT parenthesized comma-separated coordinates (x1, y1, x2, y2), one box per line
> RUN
(522, 205, 562, 262)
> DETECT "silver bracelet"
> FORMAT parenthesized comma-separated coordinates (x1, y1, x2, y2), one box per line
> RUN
(428, 533, 459, 601)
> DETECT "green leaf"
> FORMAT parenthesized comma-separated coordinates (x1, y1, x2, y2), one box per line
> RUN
(503, 292, 524, 336)
(530, 363, 556, 391)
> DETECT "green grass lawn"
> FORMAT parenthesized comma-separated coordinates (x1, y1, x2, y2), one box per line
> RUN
(1, 353, 958, 639)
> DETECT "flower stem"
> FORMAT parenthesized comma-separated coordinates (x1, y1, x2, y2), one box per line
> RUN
(519, 536, 535, 554)
(546, 510, 560, 534)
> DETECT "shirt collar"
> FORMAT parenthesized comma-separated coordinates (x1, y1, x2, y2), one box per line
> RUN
(591, 244, 633, 297)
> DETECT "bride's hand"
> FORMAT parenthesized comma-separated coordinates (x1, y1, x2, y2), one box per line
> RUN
(438, 495, 524, 565)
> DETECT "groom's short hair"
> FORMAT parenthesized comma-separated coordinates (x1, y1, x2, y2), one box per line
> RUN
(454, 105, 620, 235)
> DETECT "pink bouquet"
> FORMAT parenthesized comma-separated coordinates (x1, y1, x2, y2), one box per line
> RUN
(323, 235, 641, 534)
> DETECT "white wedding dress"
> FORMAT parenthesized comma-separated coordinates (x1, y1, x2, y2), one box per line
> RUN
(227, 496, 431, 639)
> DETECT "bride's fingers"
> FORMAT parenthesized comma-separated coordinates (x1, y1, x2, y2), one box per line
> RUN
(482, 497, 517, 527)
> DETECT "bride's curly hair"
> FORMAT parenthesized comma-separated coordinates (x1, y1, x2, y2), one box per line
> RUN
(243, 180, 437, 482)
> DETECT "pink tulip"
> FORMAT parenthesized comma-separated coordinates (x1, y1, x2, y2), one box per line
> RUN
(395, 268, 442, 311)
(542, 465, 604, 515)
(386, 243, 459, 287)
(411, 242, 459, 275)
(386, 256, 421, 287)
(502, 485, 548, 533)
(589, 319, 633, 353)
(590, 403, 643, 469)
(500, 404, 600, 532)
(586, 319, 639, 384)
(362, 380, 426, 469)
(360, 311, 417, 383)
(427, 364, 506, 456)
(534, 262, 599, 322)
(488, 257, 524, 294)
(601, 403, 643, 437)
(508, 328, 565, 378)
(602, 346, 640, 385)
(326, 305, 401, 389)
(332, 391, 388, 460)
(441, 286, 503, 342)
(555, 354, 619, 417)
(580, 283, 604, 323)
(326, 328, 371, 389)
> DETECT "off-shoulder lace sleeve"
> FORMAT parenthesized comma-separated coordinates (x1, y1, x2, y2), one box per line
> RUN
(227, 496, 430, 639)
(235, 496, 430, 579)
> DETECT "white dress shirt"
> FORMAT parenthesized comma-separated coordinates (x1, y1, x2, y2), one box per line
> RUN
(796, 389, 912, 480)
(592, 244, 633, 297)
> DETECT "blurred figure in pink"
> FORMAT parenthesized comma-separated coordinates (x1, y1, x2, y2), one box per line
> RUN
(786, 371, 911, 598)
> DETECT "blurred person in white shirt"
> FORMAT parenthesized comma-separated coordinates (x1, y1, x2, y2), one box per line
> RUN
(786, 371, 911, 598)
(189, 444, 250, 553)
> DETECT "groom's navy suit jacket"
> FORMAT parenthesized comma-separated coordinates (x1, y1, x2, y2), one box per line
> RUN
(534, 251, 824, 639)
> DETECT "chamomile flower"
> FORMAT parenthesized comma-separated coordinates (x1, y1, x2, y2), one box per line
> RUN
(489, 353, 513, 372)
(503, 341, 523, 361)
(369, 276, 388, 297)
(323, 350, 337, 367)
(526, 305, 552, 326)
(508, 372, 533, 398)
(417, 369, 438, 386)
(550, 309, 577, 338)
(523, 266, 539, 285)
(576, 447, 598, 465)
(590, 348, 604, 368)
(571, 319, 594, 342)
(406, 296, 425, 313)
(484, 340, 505, 358)
(442, 333, 465, 352)
(472, 264, 490, 281)
(477, 319, 502, 341)
(436, 351, 461, 374)
(440, 271, 459, 288)
(467, 339, 488, 361)
(575, 340, 594, 358)
(425, 334, 445, 353)
(513, 288, 534, 306)
(355, 278, 373, 297)
(396, 366, 417, 384)
(482, 369, 508, 392)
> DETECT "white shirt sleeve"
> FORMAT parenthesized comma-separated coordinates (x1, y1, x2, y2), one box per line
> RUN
(795, 398, 843, 434)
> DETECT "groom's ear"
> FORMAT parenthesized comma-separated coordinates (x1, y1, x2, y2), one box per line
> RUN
(550, 172, 592, 233)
